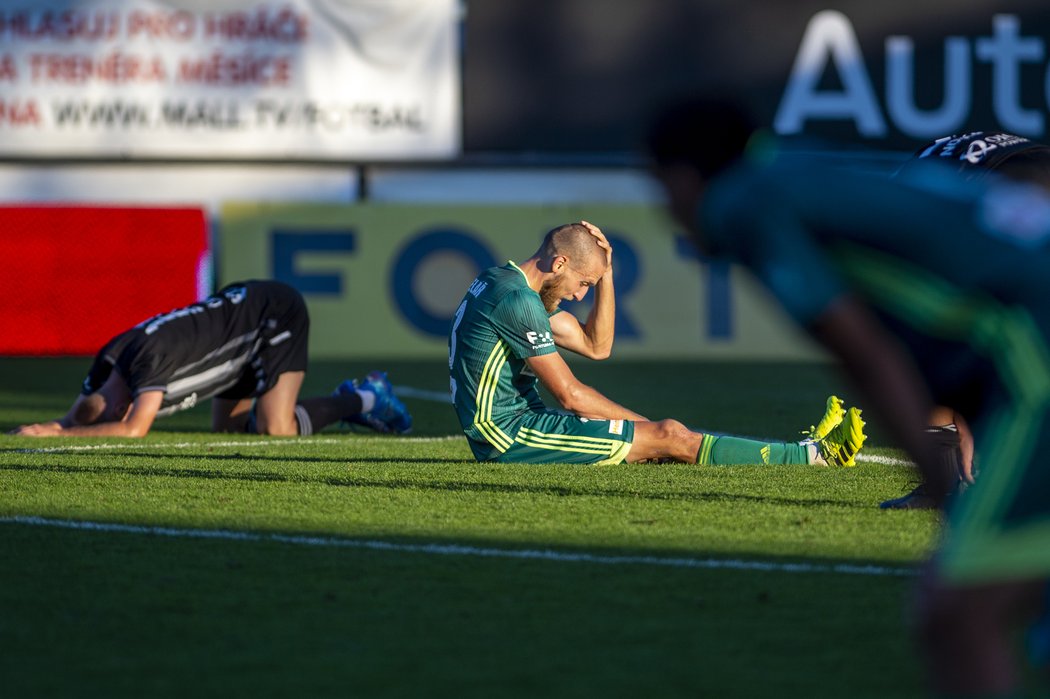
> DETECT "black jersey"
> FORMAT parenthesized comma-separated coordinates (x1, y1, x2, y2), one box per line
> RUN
(83, 280, 309, 416)
(901, 131, 1050, 188)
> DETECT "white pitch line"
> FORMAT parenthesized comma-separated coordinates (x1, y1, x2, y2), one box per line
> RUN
(0, 515, 917, 578)
(393, 385, 453, 403)
(856, 453, 915, 467)
(12, 438, 342, 453)
(10, 382, 917, 465)
(9, 432, 913, 465)
(10, 435, 462, 454)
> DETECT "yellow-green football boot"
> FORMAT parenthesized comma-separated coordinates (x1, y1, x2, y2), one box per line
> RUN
(802, 395, 846, 441)
(814, 406, 866, 467)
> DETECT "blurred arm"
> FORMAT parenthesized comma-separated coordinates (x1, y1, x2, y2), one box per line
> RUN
(810, 297, 948, 499)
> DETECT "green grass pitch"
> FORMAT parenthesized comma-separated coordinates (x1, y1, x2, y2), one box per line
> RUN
(0, 357, 938, 697)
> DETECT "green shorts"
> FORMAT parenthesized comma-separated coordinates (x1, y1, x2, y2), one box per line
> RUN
(467, 411, 634, 465)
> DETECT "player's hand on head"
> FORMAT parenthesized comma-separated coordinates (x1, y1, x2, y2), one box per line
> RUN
(580, 220, 613, 271)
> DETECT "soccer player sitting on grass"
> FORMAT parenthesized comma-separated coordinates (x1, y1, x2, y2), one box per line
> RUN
(447, 220, 866, 466)
(646, 98, 1050, 699)
(10, 279, 411, 438)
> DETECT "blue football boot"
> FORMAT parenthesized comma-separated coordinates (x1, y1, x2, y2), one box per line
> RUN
(334, 371, 412, 434)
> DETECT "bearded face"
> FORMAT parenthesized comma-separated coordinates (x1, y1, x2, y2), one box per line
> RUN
(539, 275, 568, 312)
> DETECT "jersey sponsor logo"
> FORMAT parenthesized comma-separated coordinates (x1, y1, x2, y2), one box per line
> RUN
(963, 139, 993, 165)
(960, 132, 1030, 164)
(176, 392, 199, 410)
(158, 391, 199, 416)
(608, 419, 624, 436)
(467, 278, 488, 298)
(525, 330, 553, 348)
(917, 132, 984, 159)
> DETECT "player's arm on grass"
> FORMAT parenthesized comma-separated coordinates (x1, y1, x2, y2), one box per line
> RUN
(6, 393, 94, 435)
(526, 352, 647, 421)
(809, 297, 947, 497)
(549, 221, 616, 360)
(12, 390, 163, 438)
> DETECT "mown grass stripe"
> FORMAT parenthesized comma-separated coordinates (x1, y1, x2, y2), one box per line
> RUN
(0, 515, 917, 577)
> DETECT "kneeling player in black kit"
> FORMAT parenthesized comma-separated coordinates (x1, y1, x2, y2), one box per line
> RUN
(881, 131, 1050, 509)
(11, 280, 412, 438)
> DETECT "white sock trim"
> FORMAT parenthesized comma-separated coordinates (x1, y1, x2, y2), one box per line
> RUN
(357, 390, 376, 414)
(294, 405, 313, 436)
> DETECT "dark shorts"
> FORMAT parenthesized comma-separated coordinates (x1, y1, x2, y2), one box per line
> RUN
(215, 281, 310, 401)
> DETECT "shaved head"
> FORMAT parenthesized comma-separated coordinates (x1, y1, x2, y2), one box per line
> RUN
(527, 222, 610, 311)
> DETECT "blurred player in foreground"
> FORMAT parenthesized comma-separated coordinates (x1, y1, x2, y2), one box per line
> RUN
(881, 131, 1050, 509)
(11, 279, 411, 438)
(447, 220, 865, 466)
(647, 99, 1050, 697)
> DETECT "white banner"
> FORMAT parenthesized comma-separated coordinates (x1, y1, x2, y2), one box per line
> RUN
(0, 0, 461, 160)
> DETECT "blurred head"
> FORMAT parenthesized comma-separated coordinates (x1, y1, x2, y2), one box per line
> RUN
(646, 97, 757, 249)
(71, 372, 133, 426)
(535, 222, 608, 311)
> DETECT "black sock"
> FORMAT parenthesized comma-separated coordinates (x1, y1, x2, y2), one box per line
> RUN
(295, 394, 364, 433)
(924, 424, 962, 496)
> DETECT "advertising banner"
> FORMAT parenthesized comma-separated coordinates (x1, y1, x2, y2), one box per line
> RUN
(0, 0, 460, 160)
(219, 203, 823, 360)
(0, 206, 209, 355)
(464, 3, 1050, 153)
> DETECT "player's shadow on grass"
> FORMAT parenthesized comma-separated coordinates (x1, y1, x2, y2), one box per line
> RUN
(0, 458, 870, 510)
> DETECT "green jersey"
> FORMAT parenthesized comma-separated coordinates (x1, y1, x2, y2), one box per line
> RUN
(449, 261, 560, 460)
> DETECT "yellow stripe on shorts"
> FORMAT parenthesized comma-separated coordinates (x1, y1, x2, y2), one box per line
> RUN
(516, 426, 623, 456)
(473, 340, 513, 452)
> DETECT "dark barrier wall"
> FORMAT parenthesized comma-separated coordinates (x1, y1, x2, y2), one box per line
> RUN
(463, 0, 1050, 154)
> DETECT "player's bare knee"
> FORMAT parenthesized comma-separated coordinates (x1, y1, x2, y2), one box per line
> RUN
(656, 418, 689, 441)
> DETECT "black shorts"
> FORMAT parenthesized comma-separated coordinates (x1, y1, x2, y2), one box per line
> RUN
(215, 281, 310, 401)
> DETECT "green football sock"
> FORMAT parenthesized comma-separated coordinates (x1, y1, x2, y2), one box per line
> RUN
(696, 434, 810, 465)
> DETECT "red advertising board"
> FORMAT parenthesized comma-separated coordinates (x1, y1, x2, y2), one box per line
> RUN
(0, 206, 209, 355)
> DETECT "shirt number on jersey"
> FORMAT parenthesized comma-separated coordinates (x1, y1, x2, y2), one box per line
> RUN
(448, 299, 468, 402)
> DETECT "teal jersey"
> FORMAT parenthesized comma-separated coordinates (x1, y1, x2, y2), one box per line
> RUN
(449, 261, 560, 459)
